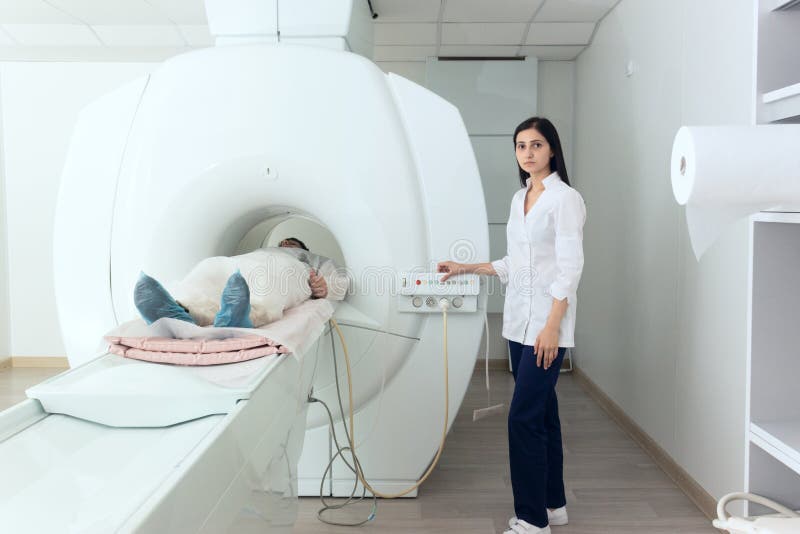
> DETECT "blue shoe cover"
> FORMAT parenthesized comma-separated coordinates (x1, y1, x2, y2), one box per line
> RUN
(214, 270, 254, 328)
(134, 272, 196, 325)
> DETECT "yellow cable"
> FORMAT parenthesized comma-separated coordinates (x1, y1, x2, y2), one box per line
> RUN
(329, 307, 449, 499)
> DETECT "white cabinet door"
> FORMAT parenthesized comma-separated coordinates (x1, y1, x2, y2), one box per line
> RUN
(425, 58, 538, 135)
(471, 135, 521, 224)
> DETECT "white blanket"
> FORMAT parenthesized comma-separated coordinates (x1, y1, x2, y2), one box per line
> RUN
(167, 249, 313, 327)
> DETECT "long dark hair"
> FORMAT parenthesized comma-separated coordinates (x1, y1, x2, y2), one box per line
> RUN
(513, 117, 570, 188)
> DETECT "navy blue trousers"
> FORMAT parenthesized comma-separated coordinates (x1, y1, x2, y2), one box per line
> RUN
(508, 340, 567, 528)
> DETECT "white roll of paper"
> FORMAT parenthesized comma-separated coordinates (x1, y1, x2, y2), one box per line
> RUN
(671, 125, 800, 259)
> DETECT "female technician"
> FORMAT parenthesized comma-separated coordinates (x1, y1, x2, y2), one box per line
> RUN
(438, 117, 586, 534)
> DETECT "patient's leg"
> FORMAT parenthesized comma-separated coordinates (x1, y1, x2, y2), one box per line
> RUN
(168, 257, 234, 326)
(214, 271, 254, 328)
(134, 272, 196, 325)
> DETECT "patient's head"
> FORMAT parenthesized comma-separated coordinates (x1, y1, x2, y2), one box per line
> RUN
(279, 237, 309, 251)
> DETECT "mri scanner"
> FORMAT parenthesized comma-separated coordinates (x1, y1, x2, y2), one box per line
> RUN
(0, 1, 490, 531)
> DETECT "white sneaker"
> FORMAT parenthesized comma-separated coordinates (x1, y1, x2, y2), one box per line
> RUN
(547, 506, 569, 526)
(503, 519, 552, 533)
(508, 507, 568, 528)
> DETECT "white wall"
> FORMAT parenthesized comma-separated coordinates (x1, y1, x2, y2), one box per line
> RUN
(0, 62, 154, 357)
(538, 61, 575, 176)
(574, 0, 754, 500)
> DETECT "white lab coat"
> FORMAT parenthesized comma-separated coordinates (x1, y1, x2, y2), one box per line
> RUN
(491, 172, 586, 347)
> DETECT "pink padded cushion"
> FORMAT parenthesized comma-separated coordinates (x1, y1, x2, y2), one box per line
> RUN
(104, 334, 273, 354)
(108, 343, 288, 365)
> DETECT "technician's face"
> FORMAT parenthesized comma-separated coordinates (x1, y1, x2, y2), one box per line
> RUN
(515, 128, 553, 179)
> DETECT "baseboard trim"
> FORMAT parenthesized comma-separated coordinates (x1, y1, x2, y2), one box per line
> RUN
(573, 366, 717, 521)
(0, 357, 10, 370)
(11, 356, 69, 369)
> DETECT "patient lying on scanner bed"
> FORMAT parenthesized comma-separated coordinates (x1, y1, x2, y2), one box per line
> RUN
(134, 237, 347, 328)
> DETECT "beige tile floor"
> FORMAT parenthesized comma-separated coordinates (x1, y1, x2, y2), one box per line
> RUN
(0, 364, 715, 533)
(0, 365, 66, 409)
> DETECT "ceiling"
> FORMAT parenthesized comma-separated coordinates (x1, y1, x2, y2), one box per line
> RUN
(0, 0, 619, 61)
(373, 0, 618, 61)
(0, 0, 210, 55)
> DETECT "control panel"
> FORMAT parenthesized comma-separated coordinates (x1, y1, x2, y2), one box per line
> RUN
(398, 272, 480, 313)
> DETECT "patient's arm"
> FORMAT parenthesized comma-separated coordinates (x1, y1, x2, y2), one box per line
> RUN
(316, 259, 349, 301)
(309, 270, 328, 298)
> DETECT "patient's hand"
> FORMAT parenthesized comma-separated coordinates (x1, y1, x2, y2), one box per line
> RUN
(309, 269, 328, 299)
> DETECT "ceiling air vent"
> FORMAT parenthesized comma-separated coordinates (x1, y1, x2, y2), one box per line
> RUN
(436, 56, 526, 61)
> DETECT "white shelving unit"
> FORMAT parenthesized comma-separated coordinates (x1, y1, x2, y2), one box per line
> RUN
(751, 422, 800, 475)
(745, 212, 800, 515)
(762, 83, 800, 123)
(756, 0, 800, 123)
(743, 3, 800, 513)
(748, 2, 800, 509)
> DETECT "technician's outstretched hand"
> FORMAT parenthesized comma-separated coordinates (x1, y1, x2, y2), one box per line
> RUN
(437, 261, 466, 282)
(534, 326, 560, 369)
(309, 269, 328, 298)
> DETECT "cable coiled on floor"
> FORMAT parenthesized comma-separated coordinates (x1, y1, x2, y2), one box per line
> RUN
(310, 301, 451, 526)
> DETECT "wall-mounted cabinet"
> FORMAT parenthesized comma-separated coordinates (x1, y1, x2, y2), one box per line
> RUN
(756, 0, 800, 123)
(470, 136, 522, 224)
(425, 58, 538, 135)
(746, 212, 800, 513)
